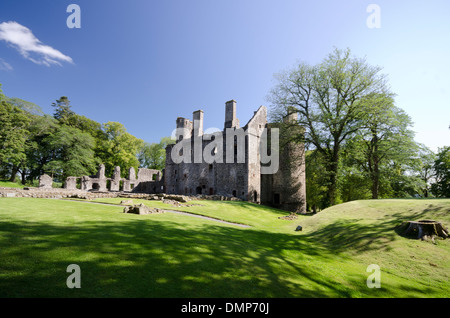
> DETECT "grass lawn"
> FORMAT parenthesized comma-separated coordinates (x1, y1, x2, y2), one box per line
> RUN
(0, 197, 448, 297)
(0, 180, 24, 188)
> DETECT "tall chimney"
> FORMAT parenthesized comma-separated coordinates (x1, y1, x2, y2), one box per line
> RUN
(193, 110, 204, 137)
(224, 100, 239, 129)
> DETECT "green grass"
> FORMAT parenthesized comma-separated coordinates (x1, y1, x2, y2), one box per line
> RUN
(0, 197, 449, 297)
(0, 180, 24, 188)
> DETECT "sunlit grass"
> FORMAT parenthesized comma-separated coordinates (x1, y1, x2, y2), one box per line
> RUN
(0, 197, 449, 297)
(0, 180, 24, 188)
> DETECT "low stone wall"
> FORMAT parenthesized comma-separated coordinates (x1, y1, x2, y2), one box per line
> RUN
(0, 187, 243, 202)
(0, 187, 121, 199)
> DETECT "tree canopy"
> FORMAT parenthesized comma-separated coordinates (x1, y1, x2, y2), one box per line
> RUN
(269, 48, 392, 205)
(0, 87, 153, 185)
(268, 48, 448, 209)
(431, 146, 450, 198)
(138, 137, 175, 171)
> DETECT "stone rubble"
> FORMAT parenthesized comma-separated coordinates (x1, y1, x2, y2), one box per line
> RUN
(0, 188, 245, 202)
(278, 213, 298, 220)
(123, 203, 165, 215)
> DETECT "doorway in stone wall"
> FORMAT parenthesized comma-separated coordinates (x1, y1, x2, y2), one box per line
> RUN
(273, 193, 280, 205)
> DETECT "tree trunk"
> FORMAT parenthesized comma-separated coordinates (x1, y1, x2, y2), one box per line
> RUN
(371, 174, 379, 199)
(396, 220, 449, 242)
(371, 133, 379, 199)
(326, 149, 339, 207)
(326, 165, 338, 206)
(9, 165, 19, 182)
(21, 170, 27, 185)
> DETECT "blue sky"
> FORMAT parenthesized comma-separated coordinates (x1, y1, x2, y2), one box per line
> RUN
(0, 0, 449, 152)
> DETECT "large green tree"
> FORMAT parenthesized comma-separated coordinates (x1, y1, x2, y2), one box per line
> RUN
(138, 137, 175, 171)
(0, 87, 148, 185)
(21, 114, 59, 183)
(52, 96, 104, 136)
(304, 150, 329, 213)
(268, 48, 391, 206)
(416, 145, 437, 197)
(343, 93, 418, 199)
(52, 96, 75, 124)
(43, 125, 98, 181)
(0, 101, 31, 180)
(431, 146, 450, 197)
(0, 84, 50, 182)
(99, 122, 144, 176)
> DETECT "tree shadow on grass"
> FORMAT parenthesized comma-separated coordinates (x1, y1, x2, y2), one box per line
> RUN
(2, 200, 447, 298)
(303, 218, 399, 254)
(304, 200, 450, 254)
(189, 200, 291, 216)
(0, 214, 354, 298)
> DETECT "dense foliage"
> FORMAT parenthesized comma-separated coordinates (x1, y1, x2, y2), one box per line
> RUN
(268, 48, 449, 210)
(0, 84, 169, 185)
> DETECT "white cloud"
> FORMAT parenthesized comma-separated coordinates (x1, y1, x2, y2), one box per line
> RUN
(0, 21, 73, 66)
(0, 57, 13, 71)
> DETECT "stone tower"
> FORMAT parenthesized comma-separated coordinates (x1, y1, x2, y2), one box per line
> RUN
(261, 110, 306, 214)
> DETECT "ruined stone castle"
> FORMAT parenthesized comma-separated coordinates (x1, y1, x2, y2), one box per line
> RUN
(34, 100, 306, 213)
(62, 164, 164, 194)
(164, 100, 306, 213)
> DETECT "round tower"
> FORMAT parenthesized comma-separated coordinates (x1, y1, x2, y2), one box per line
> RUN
(263, 108, 306, 213)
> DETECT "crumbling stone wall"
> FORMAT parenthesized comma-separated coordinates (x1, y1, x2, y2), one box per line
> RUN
(39, 174, 53, 189)
(165, 101, 266, 201)
(110, 166, 121, 191)
(64, 177, 78, 190)
(164, 99, 306, 213)
(42, 164, 164, 194)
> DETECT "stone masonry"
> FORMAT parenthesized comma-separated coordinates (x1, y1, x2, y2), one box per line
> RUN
(39, 174, 53, 189)
(164, 100, 306, 213)
(62, 164, 164, 194)
(12, 100, 306, 214)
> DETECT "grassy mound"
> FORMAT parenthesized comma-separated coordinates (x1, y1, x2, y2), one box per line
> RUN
(0, 197, 448, 297)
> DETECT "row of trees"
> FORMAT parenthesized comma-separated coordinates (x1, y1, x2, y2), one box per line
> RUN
(269, 48, 449, 211)
(0, 86, 172, 185)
